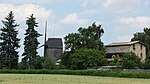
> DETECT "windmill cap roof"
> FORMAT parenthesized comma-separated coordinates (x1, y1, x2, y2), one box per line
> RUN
(45, 38, 63, 48)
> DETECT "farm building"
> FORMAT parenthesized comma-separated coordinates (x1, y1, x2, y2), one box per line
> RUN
(44, 38, 63, 62)
(105, 41, 147, 62)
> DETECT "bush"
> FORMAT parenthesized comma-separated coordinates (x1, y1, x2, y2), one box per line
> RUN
(42, 58, 56, 69)
(70, 49, 107, 70)
(121, 52, 142, 69)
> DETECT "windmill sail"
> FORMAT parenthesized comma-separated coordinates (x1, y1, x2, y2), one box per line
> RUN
(44, 21, 47, 57)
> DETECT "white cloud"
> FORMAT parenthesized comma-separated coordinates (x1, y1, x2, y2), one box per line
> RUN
(81, 9, 98, 15)
(115, 17, 135, 25)
(81, 0, 97, 7)
(117, 35, 133, 42)
(60, 13, 90, 25)
(143, 0, 150, 5)
(95, 21, 103, 25)
(115, 16, 150, 28)
(103, 0, 141, 13)
(0, 4, 52, 21)
(0, 0, 49, 4)
(0, 3, 53, 34)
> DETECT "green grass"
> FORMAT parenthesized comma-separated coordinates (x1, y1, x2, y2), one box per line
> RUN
(0, 74, 150, 84)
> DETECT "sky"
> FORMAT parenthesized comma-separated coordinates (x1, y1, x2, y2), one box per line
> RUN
(0, 0, 149, 61)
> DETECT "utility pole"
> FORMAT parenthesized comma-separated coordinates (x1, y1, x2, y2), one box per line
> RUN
(44, 21, 47, 58)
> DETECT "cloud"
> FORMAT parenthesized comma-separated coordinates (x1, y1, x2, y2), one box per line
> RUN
(81, 0, 97, 7)
(0, 3, 53, 35)
(95, 21, 103, 25)
(81, 9, 98, 15)
(115, 16, 150, 28)
(0, 4, 52, 22)
(0, 0, 49, 4)
(60, 13, 90, 25)
(117, 35, 133, 42)
(103, 0, 141, 13)
(143, 0, 150, 5)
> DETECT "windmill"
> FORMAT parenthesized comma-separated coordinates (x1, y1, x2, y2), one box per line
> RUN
(38, 21, 63, 62)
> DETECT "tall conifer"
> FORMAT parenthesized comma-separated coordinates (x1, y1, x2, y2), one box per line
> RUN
(22, 14, 41, 69)
(0, 11, 20, 69)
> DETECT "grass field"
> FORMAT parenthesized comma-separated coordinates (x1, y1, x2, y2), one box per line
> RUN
(0, 74, 150, 84)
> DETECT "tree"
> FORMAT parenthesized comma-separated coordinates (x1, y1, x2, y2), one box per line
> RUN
(61, 51, 72, 68)
(78, 22, 104, 50)
(121, 52, 141, 69)
(64, 33, 81, 52)
(62, 22, 105, 68)
(22, 14, 42, 69)
(0, 11, 20, 69)
(64, 22, 104, 52)
(70, 49, 107, 70)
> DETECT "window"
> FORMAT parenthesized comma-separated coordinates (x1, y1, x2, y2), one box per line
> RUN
(141, 44, 142, 50)
(133, 44, 135, 50)
(141, 53, 142, 59)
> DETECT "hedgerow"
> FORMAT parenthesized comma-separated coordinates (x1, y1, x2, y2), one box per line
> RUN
(0, 70, 150, 79)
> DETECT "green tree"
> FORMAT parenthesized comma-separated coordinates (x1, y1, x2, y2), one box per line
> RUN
(61, 51, 72, 68)
(62, 22, 104, 68)
(64, 33, 81, 52)
(64, 22, 104, 52)
(78, 22, 104, 50)
(22, 14, 42, 69)
(0, 11, 20, 69)
(121, 52, 141, 69)
(70, 49, 107, 70)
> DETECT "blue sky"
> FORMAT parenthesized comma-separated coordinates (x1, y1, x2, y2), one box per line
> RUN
(0, 0, 149, 61)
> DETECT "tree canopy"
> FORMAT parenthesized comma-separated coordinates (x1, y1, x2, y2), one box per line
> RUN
(64, 22, 104, 52)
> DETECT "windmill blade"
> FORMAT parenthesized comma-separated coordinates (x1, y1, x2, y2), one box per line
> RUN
(44, 21, 48, 57)
(38, 44, 44, 49)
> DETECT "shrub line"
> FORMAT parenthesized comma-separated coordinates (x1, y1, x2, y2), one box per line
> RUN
(0, 70, 150, 79)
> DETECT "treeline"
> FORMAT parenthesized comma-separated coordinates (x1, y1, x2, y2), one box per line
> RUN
(1, 11, 150, 70)
(0, 11, 43, 69)
(61, 22, 150, 70)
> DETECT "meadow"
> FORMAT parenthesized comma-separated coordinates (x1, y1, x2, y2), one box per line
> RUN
(0, 74, 150, 84)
